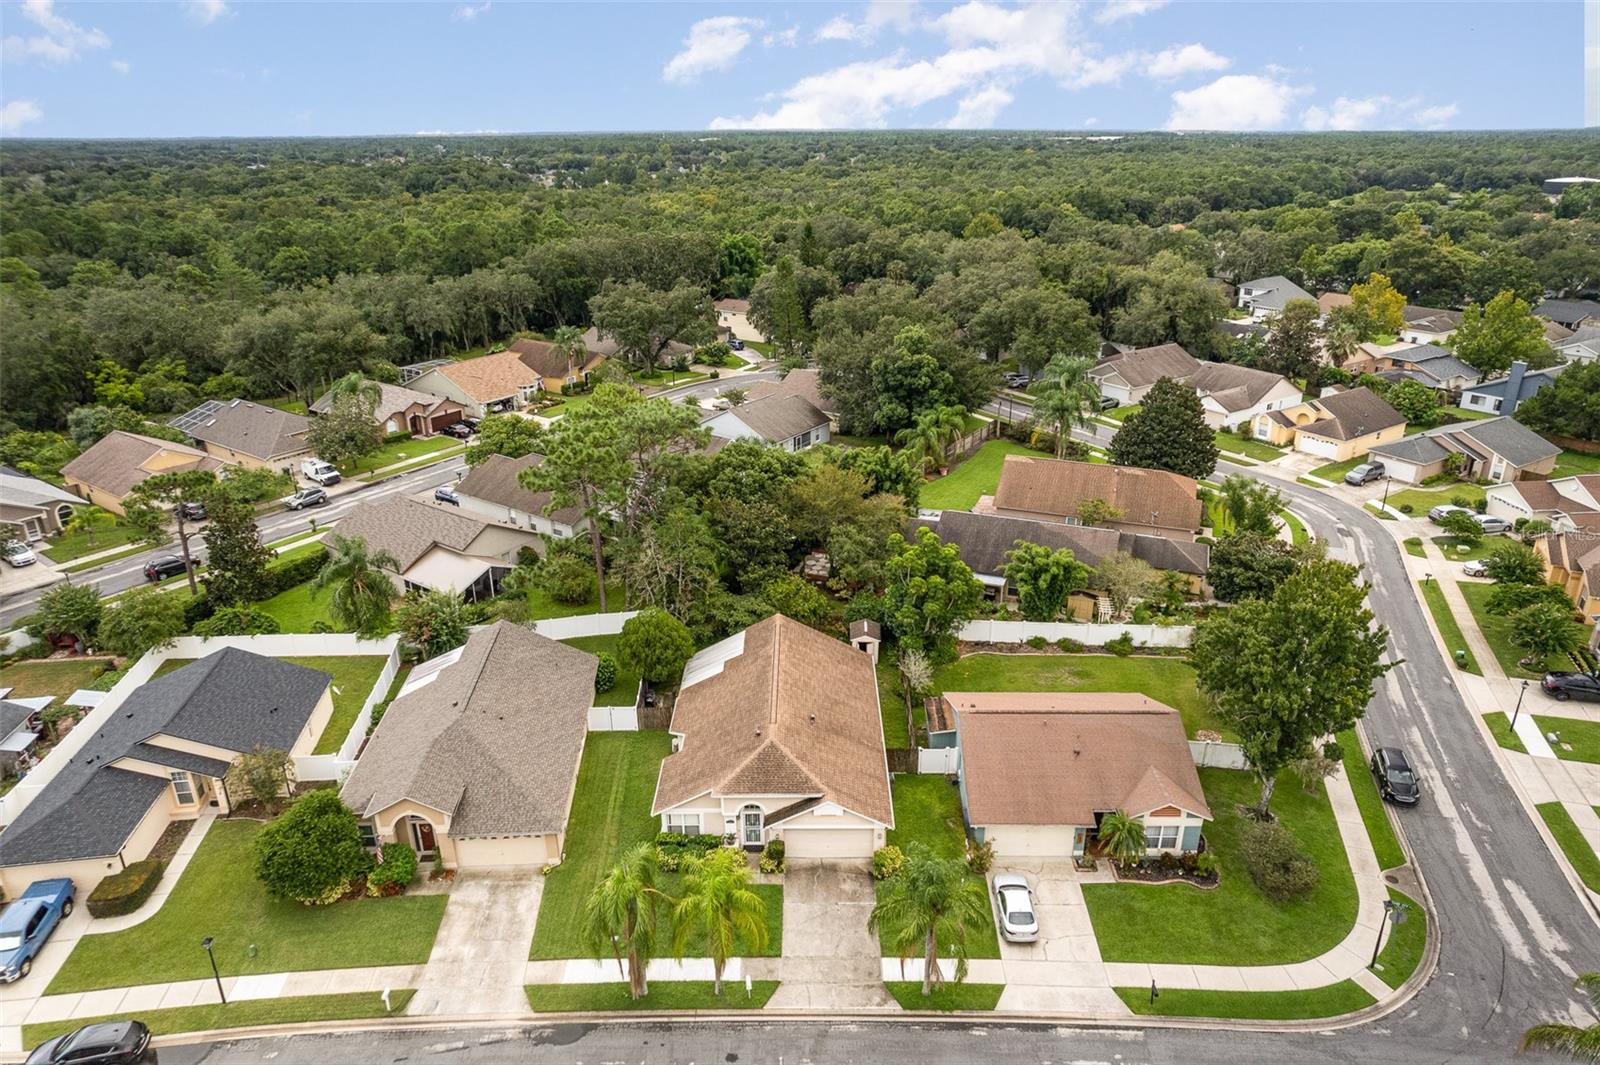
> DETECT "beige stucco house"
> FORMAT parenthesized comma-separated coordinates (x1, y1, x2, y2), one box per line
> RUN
(407, 351, 543, 419)
(310, 380, 466, 437)
(173, 400, 313, 472)
(60, 431, 224, 516)
(0, 465, 83, 541)
(325, 496, 541, 600)
(1536, 532, 1600, 627)
(1251, 386, 1406, 461)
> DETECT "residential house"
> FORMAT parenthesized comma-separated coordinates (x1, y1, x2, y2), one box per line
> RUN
(1546, 320, 1579, 347)
(341, 621, 595, 869)
(912, 510, 1210, 614)
(950, 692, 1210, 860)
(703, 394, 831, 452)
(581, 326, 694, 366)
(1458, 361, 1566, 417)
(406, 352, 543, 420)
(1316, 292, 1352, 316)
(1535, 531, 1600, 626)
(1346, 343, 1479, 396)
(651, 614, 893, 860)
(1536, 298, 1600, 331)
(1217, 320, 1268, 343)
(1250, 386, 1407, 461)
(0, 699, 40, 776)
(1368, 416, 1560, 485)
(506, 338, 606, 394)
(1236, 275, 1314, 321)
(1485, 474, 1600, 531)
(1089, 343, 1200, 407)
(325, 496, 541, 600)
(985, 455, 1204, 541)
(309, 380, 465, 437)
(1089, 345, 1300, 427)
(453, 453, 588, 540)
(60, 431, 224, 516)
(0, 648, 334, 897)
(744, 369, 838, 425)
(1554, 325, 1600, 364)
(172, 400, 313, 472)
(0, 465, 81, 541)
(715, 298, 765, 343)
(1544, 177, 1600, 196)
(1401, 305, 1464, 345)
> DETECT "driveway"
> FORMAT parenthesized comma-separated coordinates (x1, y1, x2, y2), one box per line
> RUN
(408, 870, 542, 1017)
(0, 894, 93, 1054)
(765, 860, 893, 1009)
(988, 862, 1129, 1016)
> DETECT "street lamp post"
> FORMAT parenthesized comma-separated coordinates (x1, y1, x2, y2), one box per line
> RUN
(201, 936, 226, 1004)
(1369, 900, 1395, 967)
(1511, 679, 1531, 731)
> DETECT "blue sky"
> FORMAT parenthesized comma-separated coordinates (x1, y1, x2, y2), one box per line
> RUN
(0, 1, 1585, 137)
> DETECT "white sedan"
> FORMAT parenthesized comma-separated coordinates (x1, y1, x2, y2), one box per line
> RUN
(993, 874, 1039, 943)
(1462, 559, 1489, 578)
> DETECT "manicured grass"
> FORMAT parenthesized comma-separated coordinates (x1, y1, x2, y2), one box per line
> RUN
(47, 819, 446, 994)
(1485, 712, 1529, 754)
(1431, 535, 1495, 561)
(1338, 729, 1405, 872)
(877, 658, 912, 749)
(1535, 716, 1600, 765)
(360, 445, 465, 482)
(60, 542, 152, 573)
(1365, 503, 1399, 520)
(1403, 537, 1426, 558)
(23, 991, 414, 1047)
(40, 515, 143, 562)
(525, 981, 778, 1011)
(1214, 431, 1286, 462)
(257, 578, 343, 632)
(1374, 888, 1426, 990)
(831, 433, 892, 449)
(1386, 481, 1486, 513)
(528, 578, 625, 620)
(561, 634, 641, 707)
(879, 775, 1001, 960)
(1459, 580, 1589, 680)
(1282, 509, 1309, 547)
(1417, 580, 1481, 675)
(268, 537, 330, 567)
(885, 981, 1004, 1011)
(337, 434, 458, 476)
(540, 393, 593, 419)
(0, 657, 108, 702)
(634, 368, 709, 389)
(1083, 767, 1357, 966)
(1205, 497, 1235, 537)
(1439, 405, 1496, 422)
(1537, 802, 1600, 893)
(1103, 403, 1141, 423)
(1114, 981, 1375, 1020)
(920, 440, 1048, 511)
(1553, 449, 1600, 479)
(262, 395, 309, 415)
(1308, 455, 1366, 482)
(930, 653, 1229, 740)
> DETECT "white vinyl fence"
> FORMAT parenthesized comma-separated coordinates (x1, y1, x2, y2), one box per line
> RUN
(532, 611, 639, 640)
(917, 747, 961, 774)
(587, 681, 645, 732)
(1190, 739, 1249, 769)
(957, 620, 1194, 648)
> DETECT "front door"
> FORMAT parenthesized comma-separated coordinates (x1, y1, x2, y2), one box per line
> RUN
(411, 819, 437, 857)
(741, 807, 763, 849)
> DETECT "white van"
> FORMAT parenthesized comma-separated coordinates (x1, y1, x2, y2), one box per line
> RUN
(300, 458, 342, 486)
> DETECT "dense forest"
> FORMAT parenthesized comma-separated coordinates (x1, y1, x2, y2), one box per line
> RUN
(3, 130, 1599, 435)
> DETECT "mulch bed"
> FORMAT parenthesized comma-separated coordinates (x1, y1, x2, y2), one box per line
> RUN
(1111, 862, 1219, 890)
(146, 818, 195, 863)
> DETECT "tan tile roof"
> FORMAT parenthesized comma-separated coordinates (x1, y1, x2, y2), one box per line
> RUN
(746, 369, 835, 415)
(455, 453, 585, 527)
(341, 622, 596, 836)
(434, 351, 542, 402)
(715, 298, 751, 313)
(180, 400, 311, 461)
(1089, 343, 1200, 390)
(993, 456, 1203, 532)
(1317, 292, 1352, 314)
(951, 692, 1210, 826)
(61, 431, 223, 498)
(653, 615, 893, 825)
(323, 495, 513, 571)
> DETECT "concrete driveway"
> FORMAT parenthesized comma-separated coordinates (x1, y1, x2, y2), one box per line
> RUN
(766, 860, 893, 1009)
(988, 862, 1129, 1016)
(0, 894, 93, 1054)
(408, 870, 542, 1017)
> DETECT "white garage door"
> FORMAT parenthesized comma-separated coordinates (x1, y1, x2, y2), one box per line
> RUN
(1296, 434, 1339, 459)
(783, 828, 874, 859)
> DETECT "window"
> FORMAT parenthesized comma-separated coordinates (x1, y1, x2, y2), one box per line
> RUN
(1144, 824, 1180, 850)
(665, 813, 701, 835)
(170, 771, 195, 805)
(358, 822, 378, 849)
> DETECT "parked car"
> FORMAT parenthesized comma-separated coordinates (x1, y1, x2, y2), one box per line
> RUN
(1344, 461, 1386, 486)
(25, 1020, 155, 1065)
(992, 874, 1038, 943)
(1461, 559, 1489, 577)
(176, 500, 207, 522)
(0, 878, 74, 982)
(434, 486, 459, 506)
(1428, 504, 1472, 524)
(459, 417, 481, 433)
(300, 459, 342, 487)
(1370, 747, 1421, 806)
(440, 422, 473, 439)
(284, 488, 328, 511)
(1004, 372, 1031, 389)
(1472, 514, 1512, 535)
(728, 337, 745, 351)
(1098, 395, 1120, 410)
(1543, 671, 1600, 703)
(143, 556, 187, 582)
(3, 540, 37, 567)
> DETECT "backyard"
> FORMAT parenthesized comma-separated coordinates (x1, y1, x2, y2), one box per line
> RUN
(1552, 449, 1600, 479)
(529, 578, 625, 620)
(47, 818, 447, 994)
(1458, 580, 1591, 679)
(929, 652, 1229, 739)
(877, 658, 917, 749)
(878, 774, 1001, 959)
(0, 657, 109, 702)
(560, 634, 641, 706)
(257, 579, 342, 632)
(920, 440, 1049, 511)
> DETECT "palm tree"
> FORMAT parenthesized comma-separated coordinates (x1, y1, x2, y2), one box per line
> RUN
(670, 847, 768, 995)
(1096, 810, 1148, 870)
(63, 505, 107, 549)
(582, 842, 665, 1000)
(868, 841, 989, 996)
(895, 405, 967, 475)
(313, 534, 400, 635)
(552, 324, 588, 379)
(1522, 972, 1600, 1060)
(327, 371, 382, 413)
(1027, 355, 1100, 459)
(1324, 321, 1361, 369)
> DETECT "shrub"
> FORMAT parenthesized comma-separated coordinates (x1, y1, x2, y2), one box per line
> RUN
(594, 652, 618, 693)
(1239, 820, 1320, 902)
(193, 603, 282, 637)
(253, 790, 371, 905)
(87, 859, 164, 918)
(871, 844, 906, 881)
(1104, 631, 1136, 656)
(267, 548, 329, 597)
(759, 838, 785, 874)
(967, 838, 995, 874)
(619, 608, 697, 684)
(1398, 503, 1414, 514)
(1055, 637, 1084, 653)
(1025, 635, 1048, 650)
(1194, 851, 1219, 877)
(539, 553, 595, 605)
(366, 843, 418, 896)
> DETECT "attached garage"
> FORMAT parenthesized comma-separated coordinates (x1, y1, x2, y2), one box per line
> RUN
(782, 827, 876, 859)
(452, 834, 557, 868)
(1295, 433, 1340, 459)
(980, 824, 1078, 859)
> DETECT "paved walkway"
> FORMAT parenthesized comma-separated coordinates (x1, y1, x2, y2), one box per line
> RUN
(408, 871, 543, 1016)
(92, 808, 218, 933)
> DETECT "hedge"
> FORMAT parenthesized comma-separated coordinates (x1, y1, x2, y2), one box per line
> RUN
(87, 859, 165, 918)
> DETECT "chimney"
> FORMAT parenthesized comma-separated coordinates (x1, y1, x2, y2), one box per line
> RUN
(1503, 361, 1529, 416)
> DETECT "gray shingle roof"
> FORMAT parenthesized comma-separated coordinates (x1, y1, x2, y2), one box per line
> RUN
(913, 510, 1209, 578)
(0, 700, 34, 739)
(1240, 276, 1313, 311)
(122, 742, 232, 777)
(455, 453, 585, 527)
(178, 400, 312, 461)
(1460, 365, 1566, 403)
(1090, 344, 1199, 390)
(325, 496, 505, 571)
(1535, 299, 1600, 328)
(309, 380, 455, 423)
(720, 394, 829, 443)
(0, 466, 81, 511)
(1370, 416, 1561, 470)
(1386, 344, 1478, 384)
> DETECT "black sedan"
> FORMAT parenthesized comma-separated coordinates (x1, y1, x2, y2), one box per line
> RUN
(142, 557, 186, 582)
(440, 422, 473, 439)
(1371, 746, 1421, 806)
(1544, 671, 1600, 703)
(26, 1020, 155, 1064)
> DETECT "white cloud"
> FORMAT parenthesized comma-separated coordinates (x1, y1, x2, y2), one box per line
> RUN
(1166, 74, 1309, 130)
(185, 0, 230, 25)
(1413, 102, 1459, 129)
(1145, 43, 1230, 79)
(663, 16, 761, 84)
(945, 84, 1014, 128)
(1084, 116, 1100, 126)
(1302, 95, 1389, 131)
(1096, 0, 1168, 24)
(1, 0, 110, 65)
(764, 26, 799, 47)
(815, 1, 918, 43)
(452, 2, 490, 21)
(110, 58, 130, 74)
(0, 100, 44, 133)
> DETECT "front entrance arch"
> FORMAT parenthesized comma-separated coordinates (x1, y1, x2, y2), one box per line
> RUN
(406, 816, 438, 858)
(740, 804, 764, 850)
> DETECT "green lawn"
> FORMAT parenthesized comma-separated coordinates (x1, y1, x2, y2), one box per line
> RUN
(920, 440, 1048, 511)
(47, 819, 446, 994)
(1439, 405, 1496, 422)
(526, 981, 778, 1011)
(540, 393, 594, 419)
(877, 659, 912, 749)
(1403, 537, 1426, 558)
(39, 514, 144, 563)
(153, 655, 387, 755)
(257, 579, 343, 632)
(1083, 768, 1357, 966)
(1485, 712, 1529, 754)
(24, 991, 414, 1047)
(878, 775, 1000, 960)
(1104, 403, 1141, 423)
(1535, 716, 1600, 765)
(634, 368, 709, 389)
(528, 578, 625, 620)
(1114, 981, 1375, 1020)
(1537, 802, 1600, 893)
(1553, 450, 1600, 479)
(1431, 535, 1495, 561)
(337, 434, 458, 476)
(561, 635, 641, 706)
(1417, 580, 1481, 675)
(1214, 431, 1286, 462)
(1459, 580, 1589, 679)
(930, 653, 1229, 740)
(0, 658, 108, 702)
(61, 542, 155, 574)
(1374, 888, 1426, 990)
(1338, 729, 1405, 872)
(269, 538, 329, 567)
(1386, 482, 1486, 513)
(1308, 455, 1366, 482)
(1282, 510, 1309, 547)
(886, 982, 1004, 1011)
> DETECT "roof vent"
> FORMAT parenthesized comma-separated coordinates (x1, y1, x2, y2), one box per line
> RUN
(809, 713, 816, 723)
(754, 727, 762, 737)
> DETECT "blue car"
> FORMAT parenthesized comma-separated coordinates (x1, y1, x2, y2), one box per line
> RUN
(0, 878, 74, 982)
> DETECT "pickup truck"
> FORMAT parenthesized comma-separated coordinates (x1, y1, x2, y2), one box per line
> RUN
(0, 878, 74, 982)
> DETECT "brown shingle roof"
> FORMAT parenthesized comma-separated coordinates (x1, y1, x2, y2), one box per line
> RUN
(433, 351, 542, 402)
(323, 495, 505, 571)
(653, 615, 892, 825)
(341, 622, 596, 836)
(1089, 344, 1200, 390)
(61, 431, 223, 498)
(719, 394, 829, 443)
(952, 692, 1210, 826)
(992, 456, 1203, 532)
(1189, 362, 1295, 412)
(1402, 305, 1463, 332)
(455, 453, 585, 527)
(1299, 387, 1405, 441)
(745, 369, 835, 415)
(505, 339, 590, 382)
(581, 326, 692, 362)
(309, 380, 457, 424)
(180, 401, 311, 461)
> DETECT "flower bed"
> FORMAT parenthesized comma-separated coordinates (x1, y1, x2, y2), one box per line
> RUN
(1109, 851, 1219, 890)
